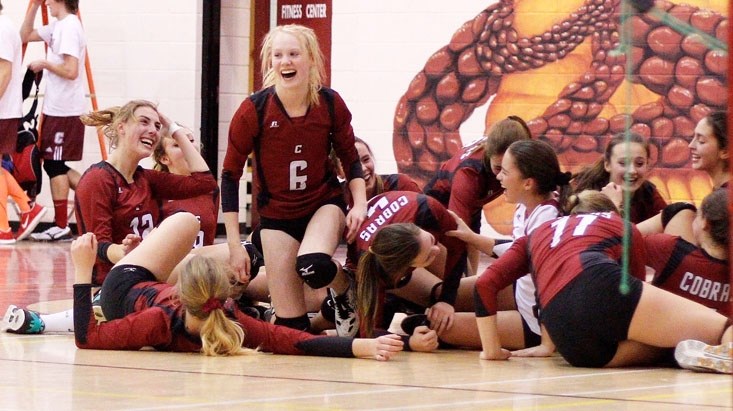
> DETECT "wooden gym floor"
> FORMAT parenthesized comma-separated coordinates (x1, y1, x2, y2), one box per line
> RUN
(0, 241, 730, 410)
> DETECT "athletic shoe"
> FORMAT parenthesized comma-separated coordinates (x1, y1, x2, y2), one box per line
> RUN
(675, 339, 732, 374)
(329, 286, 359, 337)
(400, 313, 429, 335)
(16, 203, 47, 241)
(30, 225, 72, 242)
(2, 305, 45, 334)
(0, 229, 15, 245)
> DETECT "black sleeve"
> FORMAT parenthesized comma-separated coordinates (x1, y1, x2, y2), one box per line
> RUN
(294, 336, 355, 358)
(73, 284, 94, 345)
(220, 172, 240, 213)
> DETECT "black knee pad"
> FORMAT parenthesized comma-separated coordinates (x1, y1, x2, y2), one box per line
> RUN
(273, 314, 311, 332)
(296, 253, 337, 289)
(43, 160, 70, 178)
(661, 202, 697, 229)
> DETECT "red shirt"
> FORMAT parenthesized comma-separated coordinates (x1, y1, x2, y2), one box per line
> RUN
(74, 162, 217, 285)
(350, 191, 466, 307)
(476, 213, 647, 315)
(646, 233, 729, 315)
(74, 282, 320, 354)
(423, 139, 502, 229)
(161, 187, 220, 248)
(221, 87, 361, 219)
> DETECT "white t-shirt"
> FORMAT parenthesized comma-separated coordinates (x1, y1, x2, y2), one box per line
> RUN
(37, 14, 87, 116)
(0, 15, 23, 119)
(512, 200, 561, 335)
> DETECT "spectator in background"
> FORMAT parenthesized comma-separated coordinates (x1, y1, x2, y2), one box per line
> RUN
(21, 0, 87, 241)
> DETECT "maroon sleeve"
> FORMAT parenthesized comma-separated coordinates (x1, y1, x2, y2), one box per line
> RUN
(75, 167, 117, 244)
(629, 225, 648, 281)
(650, 187, 668, 216)
(643, 233, 676, 273)
(145, 170, 217, 201)
(74, 285, 174, 350)
(475, 237, 530, 317)
(329, 91, 362, 182)
(221, 99, 257, 182)
(233, 310, 312, 355)
(448, 167, 484, 225)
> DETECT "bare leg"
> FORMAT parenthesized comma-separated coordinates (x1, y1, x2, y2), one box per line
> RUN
(607, 283, 730, 367)
(299, 205, 347, 292)
(261, 230, 303, 319)
(437, 310, 526, 350)
(116, 212, 200, 282)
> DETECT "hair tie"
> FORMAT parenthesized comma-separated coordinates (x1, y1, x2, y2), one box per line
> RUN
(202, 297, 222, 314)
(557, 171, 572, 186)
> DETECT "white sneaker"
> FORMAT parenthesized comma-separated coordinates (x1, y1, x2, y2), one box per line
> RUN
(675, 339, 732, 374)
(329, 286, 359, 337)
(30, 225, 72, 242)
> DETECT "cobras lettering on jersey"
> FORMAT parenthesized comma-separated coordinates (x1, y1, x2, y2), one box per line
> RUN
(359, 195, 409, 242)
(679, 272, 730, 302)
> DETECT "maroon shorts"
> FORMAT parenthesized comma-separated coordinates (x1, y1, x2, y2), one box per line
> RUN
(0, 118, 20, 155)
(40, 115, 85, 161)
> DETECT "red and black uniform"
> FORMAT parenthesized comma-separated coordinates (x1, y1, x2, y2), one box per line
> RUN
(628, 181, 667, 223)
(221, 87, 362, 220)
(645, 233, 729, 316)
(350, 191, 467, 330)
(475, 212, 647, 367)
(423, 138, 502, 231)
(381, 173, 420, 194)
(74, 162, 217, 285)
(73, 281, 355, 357)
(161, 187, 220, 248)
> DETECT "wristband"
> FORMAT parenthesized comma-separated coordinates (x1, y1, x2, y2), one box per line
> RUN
(168, 122, 182, 136)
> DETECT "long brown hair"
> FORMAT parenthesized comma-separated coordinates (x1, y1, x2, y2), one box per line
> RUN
(572, 132, 650, 192)
(507, 140, 571, 202)
(356, 223, 421, 336)
(565, 190, 619, 215)
(700, 189, 729, 248)
(80, 100, 158, 151)
(483, 115, 532, 171)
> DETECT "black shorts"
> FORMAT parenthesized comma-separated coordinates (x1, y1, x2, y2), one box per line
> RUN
(259, 196, 347, 242)
(99, 264, 156, 321)
(541, 262, 643, 367)
(521, 316, 541, 348)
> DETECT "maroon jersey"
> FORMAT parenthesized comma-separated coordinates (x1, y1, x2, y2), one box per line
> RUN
(350, 191, 466, 308)
(161, 187, 220, 248)
(628, 181, 667, 223)
(381, 173, 420, 194)
(476, 213, 647, 315)
(646, 233, 729, 315)
(73, 282, 321, 354)
(74, 162, 217, 285)
(221, 87, 362, 219)
(423, 138, 502, 230)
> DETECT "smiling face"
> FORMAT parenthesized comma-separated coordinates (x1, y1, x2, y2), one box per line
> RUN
(269, 31, 311, 92)
(497, 151, 528, 203)
(356, 141, 377, 196)
(158, 133, 197, 176)
(604, 142, 649, 192)
(689, 118, 727, 173)
(118, 106, 161, 160)
(409, 229, 440, 269)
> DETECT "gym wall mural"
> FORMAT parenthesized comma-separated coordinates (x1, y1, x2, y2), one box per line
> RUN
(391, 0, 727, 234)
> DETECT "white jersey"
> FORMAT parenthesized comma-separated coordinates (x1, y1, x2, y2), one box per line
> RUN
(37, 14, 87, 116)
(512, 200, 561, 335)
(0, 15, 23, 119)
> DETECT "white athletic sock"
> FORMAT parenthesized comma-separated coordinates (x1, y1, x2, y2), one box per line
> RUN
(41, 309, 74, 333)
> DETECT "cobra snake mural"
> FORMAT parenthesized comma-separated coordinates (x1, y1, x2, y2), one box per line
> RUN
(392, 0, 727, 232)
